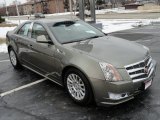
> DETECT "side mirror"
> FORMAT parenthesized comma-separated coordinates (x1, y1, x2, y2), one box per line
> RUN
(36, 35, 48, 43)
(36, 35, 53, 44)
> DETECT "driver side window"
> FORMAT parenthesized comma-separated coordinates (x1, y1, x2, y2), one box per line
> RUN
(31, 23, 50, 40)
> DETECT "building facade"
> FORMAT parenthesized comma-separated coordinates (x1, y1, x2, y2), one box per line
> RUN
(22, 1, 34, 15)
(0, 7, 6, 16)
(0, 0, 64, 16)
(7, 5, 17, 16)
(34, 0, 64, 14)
(47, 0, 64, 13)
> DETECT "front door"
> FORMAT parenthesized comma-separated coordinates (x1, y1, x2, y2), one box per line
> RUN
(26, 23, 60, 83)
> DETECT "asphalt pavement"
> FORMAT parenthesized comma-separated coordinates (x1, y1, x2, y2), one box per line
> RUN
(0, 24, 160, 120)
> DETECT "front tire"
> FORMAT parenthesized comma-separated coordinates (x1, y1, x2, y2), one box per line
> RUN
(9, 48, 22, 69)
(64, 68, 93, 105)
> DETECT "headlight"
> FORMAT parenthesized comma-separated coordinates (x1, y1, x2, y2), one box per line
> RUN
(99, 62, 122, 81)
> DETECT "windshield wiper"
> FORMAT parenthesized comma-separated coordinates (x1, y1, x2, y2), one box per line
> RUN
(88, 35, 104, 39)
(62, 35, 104, 44)
(62, 40, 79, 44)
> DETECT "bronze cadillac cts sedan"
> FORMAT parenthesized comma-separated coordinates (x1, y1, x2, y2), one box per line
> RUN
(6, 19, 156, 106)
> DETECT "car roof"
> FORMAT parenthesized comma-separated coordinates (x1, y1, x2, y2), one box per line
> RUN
(27, 18, 79, 25)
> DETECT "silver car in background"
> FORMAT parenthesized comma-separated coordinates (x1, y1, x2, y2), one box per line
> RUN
(34, 13, 45, 18)
(6, 19, 156, 106)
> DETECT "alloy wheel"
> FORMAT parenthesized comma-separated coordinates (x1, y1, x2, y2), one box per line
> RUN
(10, 50, 17, 66)
(67, 74, 86, 101)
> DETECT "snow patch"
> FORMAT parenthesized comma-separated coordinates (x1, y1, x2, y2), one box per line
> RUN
(132, 20, 151, 27)
(96, 7, 139, 14)
(0, 27, 16, 38)
(0, 44, 7, 53)
(97, 19, 152, 33)
(5, 19, 28, 25)
(0, 19, 27, 40)
(45, 12, 72, 16)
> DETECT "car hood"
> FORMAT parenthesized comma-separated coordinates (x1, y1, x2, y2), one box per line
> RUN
(63, 36, 148, 68)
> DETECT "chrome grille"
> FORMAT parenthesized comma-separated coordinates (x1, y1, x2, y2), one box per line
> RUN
(125, 56, 154, 82)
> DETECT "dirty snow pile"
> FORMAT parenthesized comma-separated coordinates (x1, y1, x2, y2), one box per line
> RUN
(5, 19, 28, 25)
(96, 7, 138, 14)
(97, 19, 151, 33)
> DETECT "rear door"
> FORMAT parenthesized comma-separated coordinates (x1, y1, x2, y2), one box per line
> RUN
(14, 22, 32, 64)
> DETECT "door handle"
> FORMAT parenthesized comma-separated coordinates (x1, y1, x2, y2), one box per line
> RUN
(28, 44, 33, 48)
(56, 48, 65, 55)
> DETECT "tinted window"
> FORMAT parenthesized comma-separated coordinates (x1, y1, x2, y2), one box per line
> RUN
(31, 23, 50, 40)
(17, 23, 31, 36)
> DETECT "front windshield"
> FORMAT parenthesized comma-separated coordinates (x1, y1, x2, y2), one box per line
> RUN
(49, 20, 105, 44)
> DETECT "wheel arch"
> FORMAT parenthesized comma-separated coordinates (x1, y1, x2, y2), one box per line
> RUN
(61, 65, 95, 101)
(62, 65, 96, 104)
(62, 65, 88, 84)
(8, 45, 13, 52)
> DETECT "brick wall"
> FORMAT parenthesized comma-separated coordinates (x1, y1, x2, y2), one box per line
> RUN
(0, 7, 6, 16)
(34, 2, 43, 13)
(48, 0, 64, 13)
(23, 4, 33, 15)
(0, 0, 65, 16)
(8, 5, 17, 16)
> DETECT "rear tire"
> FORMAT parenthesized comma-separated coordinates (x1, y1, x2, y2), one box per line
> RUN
(64, 68, 93, 106)
(9, 48, 22, 69)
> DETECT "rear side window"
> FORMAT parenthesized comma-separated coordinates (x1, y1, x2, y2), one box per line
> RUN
(17, 23, 31, 36)
(31, 23, 50, 40)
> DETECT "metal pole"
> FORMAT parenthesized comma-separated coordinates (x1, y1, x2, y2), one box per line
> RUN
(58, 0, 60, 13)
(78, 0, 85, 21)
(89, 0, 96, 23)
(56, 0, 60, 13)
(15, 0, 20, 16)
(3, 0, 8, 18)
(73, 0, 77, 15)
(69, 0, 72, 12)
(15, 0, 20, 24)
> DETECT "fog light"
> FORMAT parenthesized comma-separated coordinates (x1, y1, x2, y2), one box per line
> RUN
(108, 92, 129, 100)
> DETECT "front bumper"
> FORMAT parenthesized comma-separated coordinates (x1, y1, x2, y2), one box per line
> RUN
(90, 60, 157, 107)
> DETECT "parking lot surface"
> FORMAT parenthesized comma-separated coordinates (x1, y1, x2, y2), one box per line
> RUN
(0, 24, 160, 120)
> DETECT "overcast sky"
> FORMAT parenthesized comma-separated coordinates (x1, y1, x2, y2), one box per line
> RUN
(1, 0, 27, 6)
